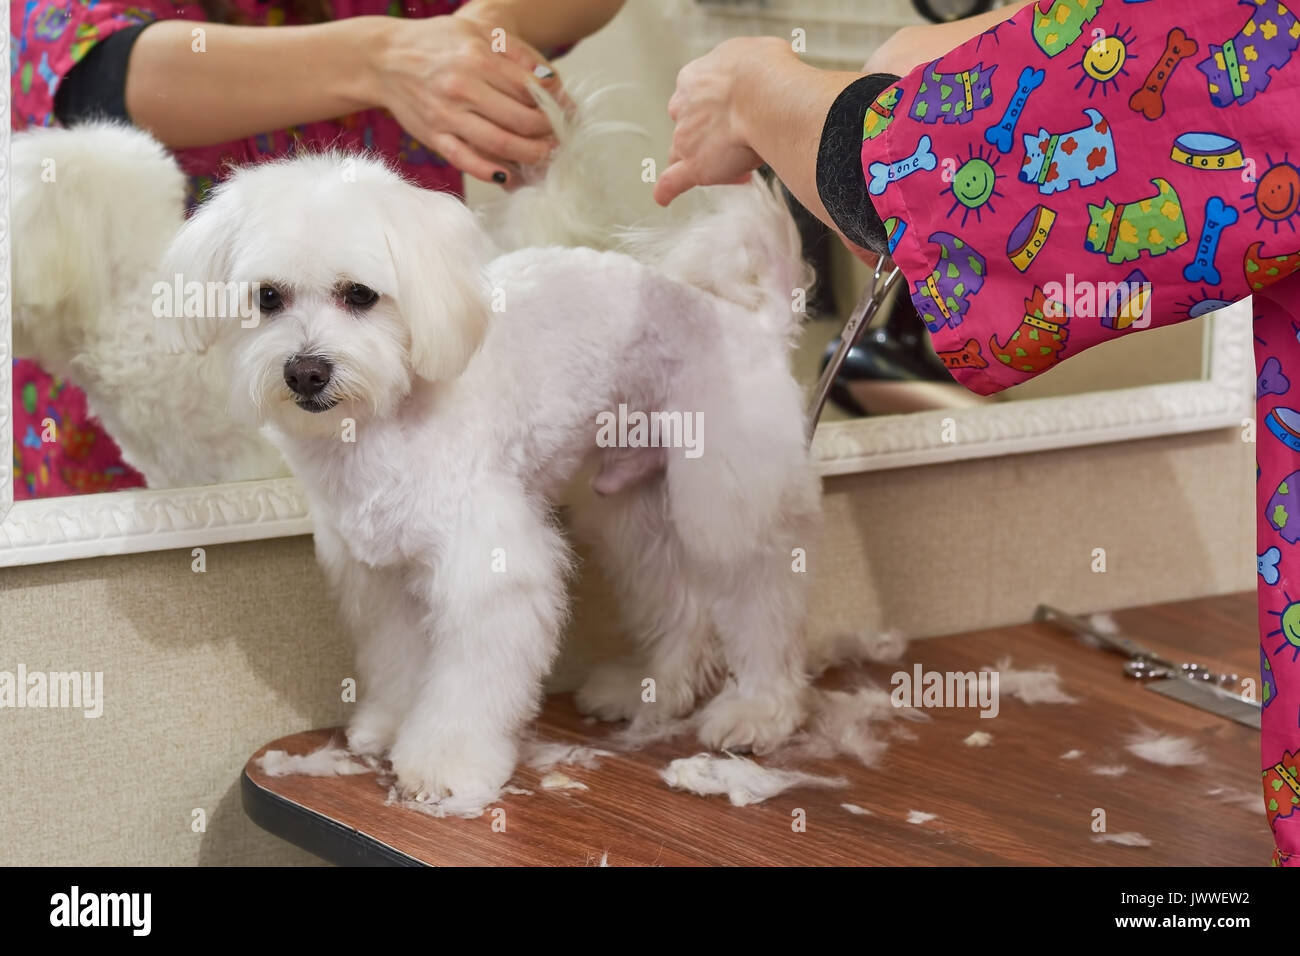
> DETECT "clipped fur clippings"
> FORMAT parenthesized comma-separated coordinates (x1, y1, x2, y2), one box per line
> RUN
(660, 752, 846, 807)
(1091, 831, 1152, 847)
(1124, 728, 1207, 767)
(987, 657, 1079, 705)
(257, 745, 370, 778)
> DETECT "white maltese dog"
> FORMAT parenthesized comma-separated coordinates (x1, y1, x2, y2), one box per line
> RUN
(37, 113, 822, 807)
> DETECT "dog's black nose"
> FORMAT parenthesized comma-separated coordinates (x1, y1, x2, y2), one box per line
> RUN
(284, 355, 332, 398)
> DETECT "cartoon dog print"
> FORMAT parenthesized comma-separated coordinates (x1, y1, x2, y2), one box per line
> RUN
(909, 62, 997, 125)
(1019, 108, 1117, 193)
(1199, 0, 1300, 107)
(1085, 178, 1189, 264)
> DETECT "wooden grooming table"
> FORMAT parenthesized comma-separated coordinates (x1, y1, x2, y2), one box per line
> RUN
(242, 593, 1272, 865)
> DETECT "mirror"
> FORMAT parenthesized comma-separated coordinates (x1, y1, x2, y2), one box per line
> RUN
(0, 1, 1253, 565)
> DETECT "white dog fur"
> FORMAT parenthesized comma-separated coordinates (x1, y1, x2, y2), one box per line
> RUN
(24, 117, 821, 806)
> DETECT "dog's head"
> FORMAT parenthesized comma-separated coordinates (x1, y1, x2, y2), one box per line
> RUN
(160, 152, 493, 435)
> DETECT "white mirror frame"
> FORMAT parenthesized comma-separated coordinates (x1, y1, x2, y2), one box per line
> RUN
(0, 73, 1254, 567)
(812, 301, 1254, 476)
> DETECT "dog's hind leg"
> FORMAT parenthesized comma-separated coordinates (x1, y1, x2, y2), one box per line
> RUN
(663, 360, 820, 754)
(572, 482, 720, 727)
(694, 546, 811, 755)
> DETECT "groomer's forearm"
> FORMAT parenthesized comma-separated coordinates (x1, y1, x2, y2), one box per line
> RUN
(125, 18, 390, 148)
(735, 54, 861, 235)
(864, 0, 1036, 75)
(459, 0, 624, 52)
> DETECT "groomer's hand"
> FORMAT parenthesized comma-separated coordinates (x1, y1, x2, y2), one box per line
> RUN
(371, 12, 563, 187)
(655, 36, 795, 206)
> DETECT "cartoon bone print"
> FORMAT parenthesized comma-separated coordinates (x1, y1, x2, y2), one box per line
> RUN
(1261, 545, 1283, 585)
(985, 66, 1045, 154)
(911, 232, 987, 334)
(866, 134, 937, 196)
(937, 338, 989, 370)
(1183, 197, 1239, 284)
(1199, 0, 1300, 107)
(1130, 27, 1199, 120)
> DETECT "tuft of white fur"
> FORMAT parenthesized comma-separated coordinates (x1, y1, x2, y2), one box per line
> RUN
(1125, 728, 1207, 767)
(786, 686, 927, 768)
(1090, 764, 1130, 777)
(841, 803, 873, 816)
(987, 658, 1079, 705)
(522, 740, 614, 773)
(11, 122, 289, 486)
(1089, 612, 1121, 632)
(1060, 749, 1086, 760)
(384, 786, 495, 819)
(963, 731, 994, 748)
(661, 753, 846, 807)
(257, 745, 370, 777)
(540, 772, 589, 792)
(606, 716, 698, 751)
(1091, 831, 1152, 847)
(1206, 786, 1264, 812)
(478, 82, 653, 252)
(906, 810, 938, 825)
(616, 176, 814, 345)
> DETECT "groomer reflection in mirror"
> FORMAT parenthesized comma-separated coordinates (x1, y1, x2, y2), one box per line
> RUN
(9, 0, 622, 499)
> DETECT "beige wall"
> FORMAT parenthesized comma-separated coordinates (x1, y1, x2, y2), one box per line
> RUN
(0, 424, 1253, 865)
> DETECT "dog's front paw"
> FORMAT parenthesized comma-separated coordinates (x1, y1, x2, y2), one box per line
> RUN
(696, 684, 805, 755)
(388, 729, 516, 805)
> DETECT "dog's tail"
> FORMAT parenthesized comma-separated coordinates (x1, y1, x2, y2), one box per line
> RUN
(12, 122, 186, 343)
(616, 176, 813, 343)
(479, 82, 654, 252)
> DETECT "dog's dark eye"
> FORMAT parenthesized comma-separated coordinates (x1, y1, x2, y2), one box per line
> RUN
(344, 284, 379, 310)
(258, 285, 284, 313)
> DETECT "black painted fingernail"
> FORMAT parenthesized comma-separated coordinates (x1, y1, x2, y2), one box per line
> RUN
(493, 171, 507, 184)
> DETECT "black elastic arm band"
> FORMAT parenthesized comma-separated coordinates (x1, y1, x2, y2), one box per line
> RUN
(54, 22, 153, 125)
(815, 72, 901, 255)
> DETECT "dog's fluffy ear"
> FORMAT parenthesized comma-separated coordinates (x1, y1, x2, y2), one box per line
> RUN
(384, 187, 492, 382)
(156, 182, 246, 353)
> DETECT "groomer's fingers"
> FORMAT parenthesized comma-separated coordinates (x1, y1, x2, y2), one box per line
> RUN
(481, 41, 569, 112)
(451, 110, 556, 167)
(465, 77, 553, 138)
(430, 131, 516, 187)
(478, 48, 556, 106)
(654, 161, 696, 206)
(498, 37, 563, 90)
